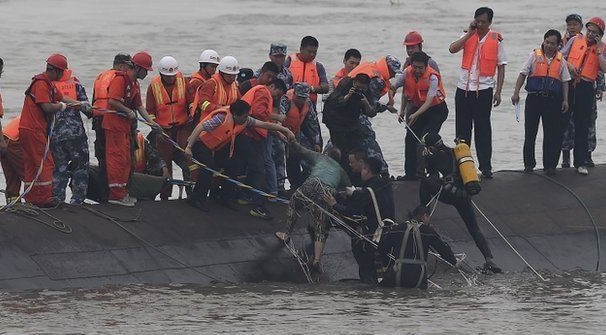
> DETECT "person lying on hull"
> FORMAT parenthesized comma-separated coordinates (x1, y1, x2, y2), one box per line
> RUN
(419, 132, 502, 274)
(377, 205, 457, 289)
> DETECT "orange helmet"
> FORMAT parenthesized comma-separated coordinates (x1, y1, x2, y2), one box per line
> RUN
(587, 17, 605, 35)
(403, 31, 424, 46)
(132, 51, 153, 71)
(46, 53, 68, 70)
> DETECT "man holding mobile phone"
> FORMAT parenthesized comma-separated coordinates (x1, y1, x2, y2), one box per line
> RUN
(449, 7, 507, 179)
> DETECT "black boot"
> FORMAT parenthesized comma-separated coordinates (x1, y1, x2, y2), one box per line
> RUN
(562, 150, 571, 168)
(586, 152, 595, 167)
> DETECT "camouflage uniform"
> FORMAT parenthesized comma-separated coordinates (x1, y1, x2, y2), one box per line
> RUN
(254, 43, 294, 90)
(51, 83, 89, 204)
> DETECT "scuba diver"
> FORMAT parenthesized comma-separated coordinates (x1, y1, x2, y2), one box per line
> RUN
(418, 132, 502, 273)
(377, 205, 457, 289)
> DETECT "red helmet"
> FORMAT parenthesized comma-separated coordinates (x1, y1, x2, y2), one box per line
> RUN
(403, 31, 424, 46)
(587, 17, 605, 35)
(132, 51, 153, 71)
(46, 53, 68, 70)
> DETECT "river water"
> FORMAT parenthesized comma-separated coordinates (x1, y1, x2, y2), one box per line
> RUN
(1, 0, 606, 333)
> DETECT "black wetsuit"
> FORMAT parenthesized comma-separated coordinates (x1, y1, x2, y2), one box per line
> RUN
(332, 175, 395, 284)
(419, 146, 494, 260)
(378, 221, 456, 288)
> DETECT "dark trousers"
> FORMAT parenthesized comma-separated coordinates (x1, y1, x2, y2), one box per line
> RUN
(405, 102, 449, 177)
(235, 135, 267, 207)
(455, 88, 493, 173)
(523, 94, 564, 170)
(92, 117, 108, 201)
(351, 238, 378, 284)
(191, 142, 235, 204)
(420, 177, 493, 260)
(563, 80, 594, 167)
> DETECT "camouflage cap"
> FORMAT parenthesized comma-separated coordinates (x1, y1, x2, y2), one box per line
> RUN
(270, 43, 288, 56)
(293, 82, 310, 98)
(566, 14, 582, 24)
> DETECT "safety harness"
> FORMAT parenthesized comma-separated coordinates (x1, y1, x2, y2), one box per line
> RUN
(393, 220, 426, 288)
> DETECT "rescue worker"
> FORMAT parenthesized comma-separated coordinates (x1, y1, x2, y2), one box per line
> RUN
(239, 61, 279, 95)
(282, 82, 323, 189)
(184, 100, 295, 212)
(449, 7, 507, 179)
(285, 36, 330, 105)
(19, 54, 83, 207)
(511, 29, 571, 175)
(402, 31, 440, 72)
(378, 205, 457, 289)
(560, 17, 606, 175)
(104, 51, 160, 206)
(193, 56, 241, 120)
(237, 79, 288, 219)
(146, 56, 196, 200)
(275, 142, 351, 274)
(561, 14, 583, 48)
(132, 131, 170, 178)
(188, 49, 220, 97)
(0, 117, 23, 204)
(259, 43, 293, 90)
(346, 55, 402, 175)
(51, 69, 93, 204)
(325, 156, 395, 284)
(323, 73, 373, 179)
(393, 52, 448, 181)
(419, 132, 501, 273)
(330, 48, 362, 92)
(91, 53, 132, 202)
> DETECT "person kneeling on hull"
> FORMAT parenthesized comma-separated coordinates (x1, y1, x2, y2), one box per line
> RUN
(377, 205, 457, 289)
(419, 132, 502, 273)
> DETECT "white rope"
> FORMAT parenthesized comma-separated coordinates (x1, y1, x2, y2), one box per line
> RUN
(471, 200, 548, 282)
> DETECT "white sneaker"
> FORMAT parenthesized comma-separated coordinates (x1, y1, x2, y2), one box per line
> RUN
(577, 166, 589, 175)
(108, 197, 136, 207)
(125, 194, 137, 204)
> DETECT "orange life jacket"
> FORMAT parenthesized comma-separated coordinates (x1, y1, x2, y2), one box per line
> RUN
(93, 69, 117, 109)
(22, 73, 58, 130)
(240, 85, 272, 138)
(198, 107, 247, 157)
(331, 67, 348, 89)
(403, 66, 446, 107)
(149, 73, 188, 128)
(282, 89, 310, 134)
(194, 73, 240, 119)
(52, 69, 78, 101)
(525, 49, 564, 94)
(101, 71, 139, 132)
(133, 132, 147, 173)
(348, 60, 391, 97)
(0, 91, 4, 118)
(2, 116, 20, 141)
(289, 53, 321, 102)
(189, 71, 209, 89)
(461, 31, 501, 77)
(567, 35, 602, 82)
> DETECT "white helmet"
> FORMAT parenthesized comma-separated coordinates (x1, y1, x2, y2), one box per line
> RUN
(198, 49, 220, 65)
(217, 56, 240, 75)
(158, 56, 179, 76)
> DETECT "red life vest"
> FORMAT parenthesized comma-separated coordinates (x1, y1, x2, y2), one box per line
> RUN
(240, 85, 273, 138)
(52, 69, 78, 101)
(149, 73, 188, 128)
(101, 71, 139, 132)
(331, 67, 348, 90)
(198, 107, 247, 157)
(21, 73, 58, 131)
(189, 71, 210, 91)
(93, 69, 117, 109)
(282, 89, 310, 134)
(403, 66, 446, 107)
(2, 116, 20, 141)
(567, 35, 602, 82)
(133, 132, 147, 173)
(461, 31, 501, 77)
(289, 53, 320, 102)
(525, 49, 564, 94)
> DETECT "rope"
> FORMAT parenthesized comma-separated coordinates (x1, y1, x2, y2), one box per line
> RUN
(79, 204, 220, 282)
(498, 170, 601, 272)
(281, 238, 313, 283)
(4, 203, 72, 234)
(471, 200, 548, 281)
